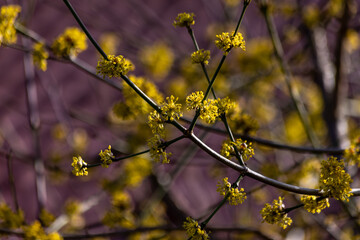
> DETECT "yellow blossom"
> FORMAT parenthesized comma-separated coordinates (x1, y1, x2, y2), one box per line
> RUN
(260, 197, 292, 229)
(319, 156, 353, 201)
(96, 55, 134, 78)
(99, 145, 114, 168)
(0, 203, 24, 229)
(0, 5, 21, 45)
(215, 31, 246, 54)
(215, 97, 235, 116)
(160, 95, 183, 121)
(148, 135, 171, 164)
(191, 49, 211, 65)
(33, 42, 49, 71)
(148, 110, 166, 137)
(220, 138, 254, 161)
(23, 221, 63, 240)
(173, 13, 195, 28)
(200, 99, 219, 124)
(301, 196, 330, 214)
(71, 156, 88, 176)
(183, 217, 209, 240)
(186, 91, 205, 110)
(51, 27, 87, 58)
(216, 177, 247, 205)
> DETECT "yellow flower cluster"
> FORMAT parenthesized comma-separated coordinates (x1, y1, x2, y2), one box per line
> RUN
(343, 137, 360, 166)
(0, 203, 24, 229)
(113, 75, 163, 120)
(216, 97, 236, 116)
(301, 195, 330, 214)
(146, 95, 182, 163)
(183, 217, 209, 240)
(191, 49, 211, 65)
(97, 55, 134, 78)
(32, 42, 49, 71)
(220, 138, 254, 161)
(173, 12, 195, 28)
(148, 135, 172, 164)
(215, 31, 246, 54)
(102, 191, 135, 229)
(186, 91, 235, 124)
(71, 156, 88, 176)
(216, 177, 247, 205)
(99, 145, 114, 168)
(160, 95, 183, 121)
(148, 111, 166, 137)
(319, 156, 353, 201)
(140, 42, 174, 78)
(186, 91, 204, 110)
(23, 221, 63, 240)
(51, 27, 87, 58)
(0, 5, 21, 45)
(260, 197, 292, 229)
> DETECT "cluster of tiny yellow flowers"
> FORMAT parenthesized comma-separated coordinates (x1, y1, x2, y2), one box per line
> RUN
(99, 145, 114, 168)
(319, 156, 353, 201)
(216, 97, 236, 116)
(102, 191, 135, 229)
(23, 221, 63, 240)
(215, 31, 246, 54)
(183, 217, 209, 240)
(160, 95, 183, 121)
(300, 195, 330, 214)
(186, 91, 235, 124)
(0, 203, 24, 229)
(113, 75, 163, 120)
(148, 135, 172, 164)
(220, 138, 254, 161)
(186, 91, 204, 110)
(97, 55, 134, 78)
(216, 177, 247, 205)
(146, 95, 182, 164)
(0, 5, 21, 45)
(343, 136, 360, 166)
(71, 156, 88, 176)
(173, 12, 195, 28)
(51, 27, 87, 58)
(260, 197, 292, 229)
(191, 49, 211, 65)
(32, 42, 49, 71)
(148, 111, 166, 137)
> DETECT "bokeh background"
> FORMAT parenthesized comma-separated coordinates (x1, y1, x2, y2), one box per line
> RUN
(1, 0, 360, 239)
